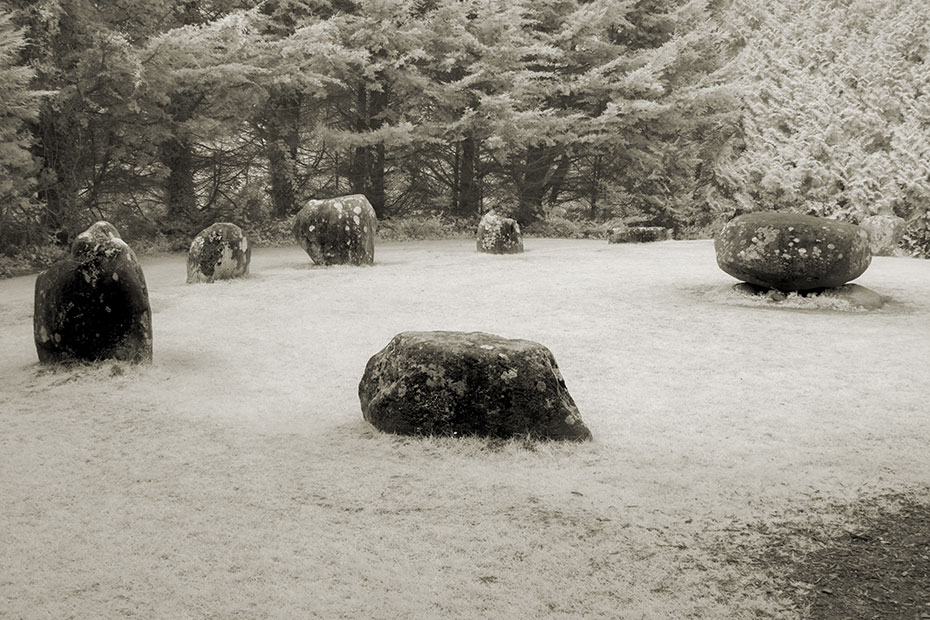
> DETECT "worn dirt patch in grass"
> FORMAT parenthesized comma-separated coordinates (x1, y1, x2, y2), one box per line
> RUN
(737, 492, 930, 620)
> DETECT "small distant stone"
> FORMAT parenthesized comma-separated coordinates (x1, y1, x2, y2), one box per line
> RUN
(293, 194, 377, 265)
(358, 331, 591, 440)
(608, 226, 670, 243)
(34, 221, 152, 364)
(187, 222, 251, 283)
(715, 212, 871, 291)
(859, 214, 906, 256)
(476, 211, 523, 254)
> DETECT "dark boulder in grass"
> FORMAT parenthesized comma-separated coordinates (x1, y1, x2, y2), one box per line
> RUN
(859, 214, 906, 256)
(187, 222, 251, 283)
(477, 211, 524, 254)
(34, 221, 152, 364)
(715, 212, 871, 291)
(293, 194, 376, 265)
(359, 331, 591, 441)
(608, 226, 670, 243)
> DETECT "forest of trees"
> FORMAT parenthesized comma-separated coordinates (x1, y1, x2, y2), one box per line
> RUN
(0, 0, 928, 257)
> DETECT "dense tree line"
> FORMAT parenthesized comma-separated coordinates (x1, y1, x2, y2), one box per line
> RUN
(0, 0, 928, 255)
(0, 0, 738, 248)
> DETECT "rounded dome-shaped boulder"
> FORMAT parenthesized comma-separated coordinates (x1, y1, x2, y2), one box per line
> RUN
(34, 221, 152, 364)
(359, 331, 591, 441)
(477, 211, 523, 254)
(715, 212, 871, 291)
(187, 223, 251, 283)
(293, 194, 376, 265)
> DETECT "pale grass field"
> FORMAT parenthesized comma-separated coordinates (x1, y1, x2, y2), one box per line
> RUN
(1, 238, 928, 619)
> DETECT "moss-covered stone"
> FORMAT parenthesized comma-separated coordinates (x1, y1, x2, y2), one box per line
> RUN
(715, 212, 871, 291)
(607, 226, 671, 243)
(359, 331, 591, 441)
(34, 221, 152, 364)
(476, 211, 523, 254)
(187, 222, 251, 283)
(293, 194, 376, 265)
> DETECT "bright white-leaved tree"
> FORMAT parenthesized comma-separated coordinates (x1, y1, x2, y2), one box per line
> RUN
(713, 0, 930, 255)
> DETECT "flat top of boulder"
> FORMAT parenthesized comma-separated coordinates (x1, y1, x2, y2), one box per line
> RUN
(393, 330, 540, 353)
(728, 211, 860, 232)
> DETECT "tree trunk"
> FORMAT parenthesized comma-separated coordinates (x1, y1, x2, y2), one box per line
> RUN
(160, 135, 196, 224)
(514, 145, 556, 224)
(35, 107, 82, 238)
(266, 89, 302, 218)
(458, 134, 479, 217)
(348, 82, 388, 218)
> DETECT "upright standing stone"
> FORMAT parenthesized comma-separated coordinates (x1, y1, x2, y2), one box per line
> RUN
(34, 221, 152, 364)
(477, 211, 524, 254)
(715, 212, 871, 291)
(187, 222, 251, 283)
(859, 214, 906, 256)
(293, 194, 376, 265)
(359, 331, 591, 440)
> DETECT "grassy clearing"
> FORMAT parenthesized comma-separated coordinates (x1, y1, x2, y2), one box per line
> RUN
(2, 239, 929, 619)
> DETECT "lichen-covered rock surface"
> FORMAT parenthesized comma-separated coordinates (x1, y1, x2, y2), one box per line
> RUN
(608, 226, 670, 243)
(859, 214, 906, 256)
(34, 221, 152, 364)
(293, 194, 376, 265)
(187, 222, 251, 283)
(715, 212, 871, 291)
(359, 331, 591, 441)
(476, 211, 524, 254)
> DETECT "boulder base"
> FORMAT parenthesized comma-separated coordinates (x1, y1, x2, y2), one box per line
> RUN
(733, 282, 884, 310)
(477, 211, 524, 254)
(715, 212, 871, 291)
(293, 194, 376, 265)
(859, 214, 905, 256)
(608, 226, 670, 243)
(34, 221, 152, 364)
(187, 222, 251, 283)
(359, 331, 591, 440)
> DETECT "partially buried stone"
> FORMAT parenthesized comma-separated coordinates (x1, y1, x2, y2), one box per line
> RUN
(859, 214, 906, 256)
(715, 212, 871, 291)
(293, 194, 376, 265)
(608, 226, 670, 243)
(34, 221, 152, 363)
(477, 211, 524, 254)
(359, 331, 591, 440)
(187, 222, 251, 283)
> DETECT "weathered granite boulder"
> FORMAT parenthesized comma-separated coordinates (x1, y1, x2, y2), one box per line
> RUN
(34, 221, 152, 364)
(715, 212, 871, 291)
(859, 214, 906, 256)
(359, 331, 591, 440)
(608, 226, 670, 243)
(477, 211, 523, 254)
(187, 222, 251, 283)
(293, 194, 376, 265)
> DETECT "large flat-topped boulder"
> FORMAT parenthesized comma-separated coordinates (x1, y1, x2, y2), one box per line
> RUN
(477, 211, 523, 254)
(34, 221, 152, 364)
(293, 194, 376, 265)
(359, 331, 591, 441)
(715, 212, 871, 291)
(187, 222, 251, 283)
(859, 214, 905, 256)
